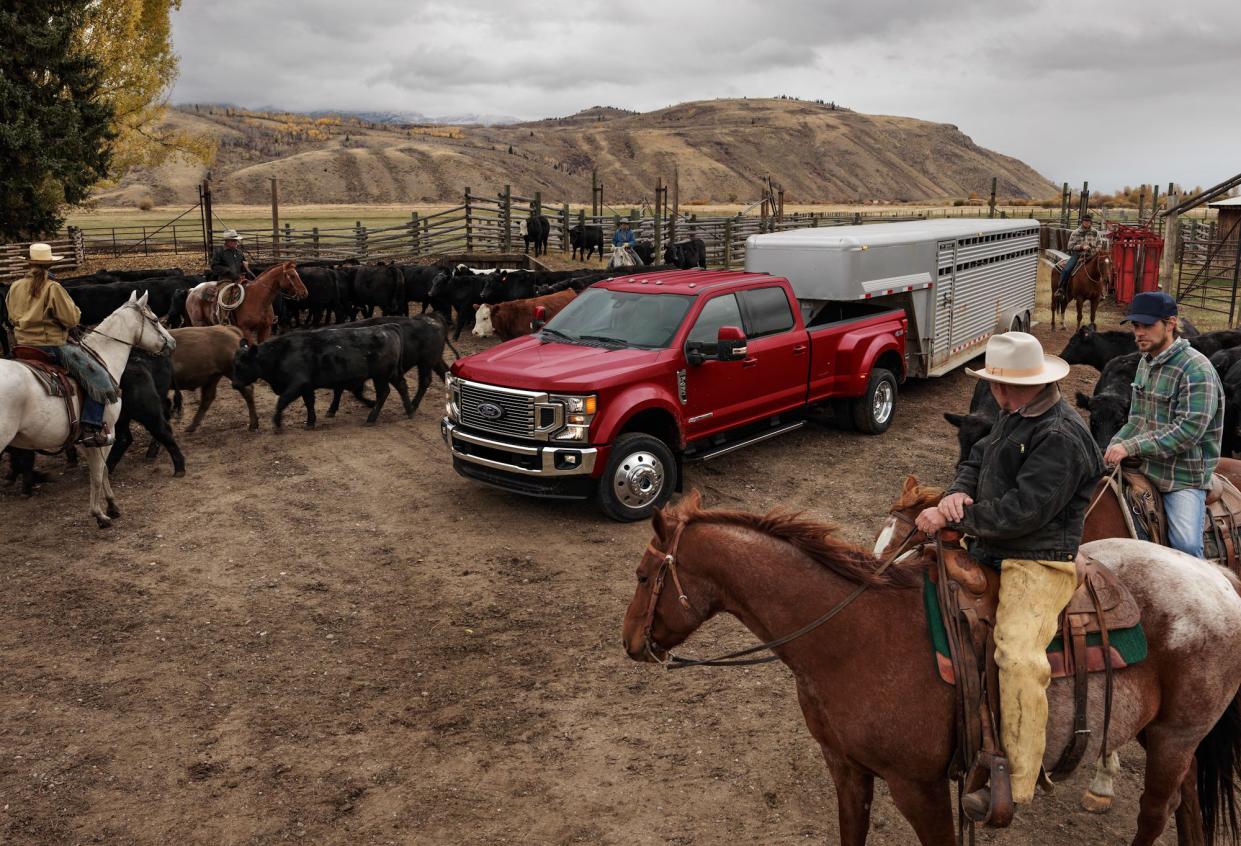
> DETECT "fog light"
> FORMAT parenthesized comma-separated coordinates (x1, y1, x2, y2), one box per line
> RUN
(568, 413, 586, 424)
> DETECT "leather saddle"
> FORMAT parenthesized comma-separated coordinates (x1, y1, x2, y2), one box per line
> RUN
(932, 531, 1140, 829)
(13, 346, 83, 448)
(1118, 468, 1241, 575)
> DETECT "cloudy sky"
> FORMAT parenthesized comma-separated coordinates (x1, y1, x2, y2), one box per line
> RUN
(170, 0, 1240, 193)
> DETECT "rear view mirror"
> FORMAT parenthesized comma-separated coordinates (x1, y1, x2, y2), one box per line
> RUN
(531, 305, 548, 332)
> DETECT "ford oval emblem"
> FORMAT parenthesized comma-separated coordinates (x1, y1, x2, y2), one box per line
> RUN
(477, 402, 504, 421)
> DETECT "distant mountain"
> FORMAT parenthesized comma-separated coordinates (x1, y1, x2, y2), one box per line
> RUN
(103, 99, 1055, 207)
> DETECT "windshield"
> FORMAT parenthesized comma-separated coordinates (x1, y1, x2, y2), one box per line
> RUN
(544, 288, 693, 349)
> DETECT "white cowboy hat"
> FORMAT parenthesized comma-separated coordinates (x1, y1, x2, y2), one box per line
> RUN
(27, 243, 64, 264)
(965, 331, 1071, 386)
(221, 229, 242, 240)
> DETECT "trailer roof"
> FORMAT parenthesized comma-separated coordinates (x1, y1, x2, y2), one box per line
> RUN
(748, 218, 1038, 250)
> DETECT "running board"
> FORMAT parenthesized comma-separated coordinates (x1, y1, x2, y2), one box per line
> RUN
(691, 420, 806, 462)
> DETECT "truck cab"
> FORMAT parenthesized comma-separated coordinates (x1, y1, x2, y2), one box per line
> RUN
(442, 269, 906, 521)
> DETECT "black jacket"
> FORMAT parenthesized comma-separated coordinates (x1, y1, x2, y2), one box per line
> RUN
(945, 385, 1104, 563)
(210, 245, 248, 281)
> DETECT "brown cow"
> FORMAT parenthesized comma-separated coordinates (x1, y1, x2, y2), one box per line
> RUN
(472, 289, 577, 341)
(169, 325, 260, 431)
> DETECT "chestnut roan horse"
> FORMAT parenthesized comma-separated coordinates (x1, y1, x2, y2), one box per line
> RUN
(624, 490, 1241, 845)
(1053, 251, 1112, 331)
(186, 262, 307, 345)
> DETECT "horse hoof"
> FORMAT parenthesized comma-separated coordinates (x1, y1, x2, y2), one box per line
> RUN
(173, 469, 186, 478)
(106, 502, 121, 519)
(1080, 790, 1112, 814)
(96, 516, 112, 529)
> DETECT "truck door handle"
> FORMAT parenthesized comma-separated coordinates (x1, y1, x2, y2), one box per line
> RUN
(792, 344, 807, 355)
(743, 356, 759, 368)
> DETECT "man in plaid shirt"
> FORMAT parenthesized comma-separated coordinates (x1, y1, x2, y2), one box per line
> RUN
(1058, 214, 1104, 297)
(1104, 291, 1223, 556)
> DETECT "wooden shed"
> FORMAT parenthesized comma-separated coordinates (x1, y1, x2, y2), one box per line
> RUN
(1209, 196, 1241, 240)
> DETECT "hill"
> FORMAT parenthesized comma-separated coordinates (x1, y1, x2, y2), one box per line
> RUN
(97, 98, 1054, 207)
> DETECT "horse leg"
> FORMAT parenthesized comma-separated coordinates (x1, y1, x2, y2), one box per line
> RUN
(1075, 296, 1084, 330)
(1082, 750, 1122, 812)
(186, 377, 219, 433)
(239, 384, 259, 431)
(1131, 728, 1200, 845)
(1173, 760, 1206, 846)
(83, 448, 111, 528)
(302, 388, 317, 429)
(1090, 296, 1099, 330)
(820, 747, 875, 846)
(884, 776, 956, 845)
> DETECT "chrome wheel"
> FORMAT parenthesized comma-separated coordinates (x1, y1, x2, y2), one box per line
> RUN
(872, 380, 894, 426)
(612, 451, 665, 510)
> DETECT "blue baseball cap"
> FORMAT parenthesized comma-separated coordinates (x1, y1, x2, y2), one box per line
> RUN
(1121, 291, 1177, 325)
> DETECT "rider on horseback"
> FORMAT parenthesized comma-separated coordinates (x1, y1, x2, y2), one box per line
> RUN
(1103, 292, 1224, 557)
(4, 244, 118, 447)
(1057, 214, 1103, 299)
(210, 230, 252, 282)
(915, 332, 1103, 814)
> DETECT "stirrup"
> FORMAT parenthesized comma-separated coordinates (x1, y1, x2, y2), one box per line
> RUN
(77, 425, 115, 448)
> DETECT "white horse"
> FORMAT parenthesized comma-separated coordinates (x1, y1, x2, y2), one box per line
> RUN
(0, 291, 175, 528)
(608, 245, 638, 269)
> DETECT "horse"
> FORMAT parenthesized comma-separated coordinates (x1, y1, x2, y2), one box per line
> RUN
(624, 490, 1241, 846)
(878, 468, 1241, 820)
(1053, 251, 1112, 331)
(185, 262, 307, 345)
(0, 291, 175, 527)
(607, 245, 639, 269)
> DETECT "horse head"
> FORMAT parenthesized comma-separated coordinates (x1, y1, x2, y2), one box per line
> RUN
(114, 290, 176, 356)
(873, 475, 943, 559)
(622, 490, 713, 662)
(278, 263, 308, 300)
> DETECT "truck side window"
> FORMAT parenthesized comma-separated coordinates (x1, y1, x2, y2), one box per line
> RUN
(687, 294, 743, 345)
(739, 287, 795, 338)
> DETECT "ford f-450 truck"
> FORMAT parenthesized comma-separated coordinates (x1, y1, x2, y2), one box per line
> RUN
(441, 268, 906, 521)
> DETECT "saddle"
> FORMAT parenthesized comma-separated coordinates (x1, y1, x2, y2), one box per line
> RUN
(1117, 467, 1241, 575)
(931, 532, 1141, 830)
(12, 345, 83, 448)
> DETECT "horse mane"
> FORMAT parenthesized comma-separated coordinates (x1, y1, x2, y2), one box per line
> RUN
(893, 478, 945, 513)
(663, 492, 922, 590)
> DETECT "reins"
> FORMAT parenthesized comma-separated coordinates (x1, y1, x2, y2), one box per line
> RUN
(644, 513, 922, 670)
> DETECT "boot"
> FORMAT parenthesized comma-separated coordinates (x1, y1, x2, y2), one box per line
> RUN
(77, 423, 115, 448)
(962, 787, 991, 821)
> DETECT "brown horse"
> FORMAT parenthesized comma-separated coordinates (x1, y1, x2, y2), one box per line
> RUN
(1053, 251, 1112, 330)
(186, 262, 307, 345)
(623, 490, 1241, 845)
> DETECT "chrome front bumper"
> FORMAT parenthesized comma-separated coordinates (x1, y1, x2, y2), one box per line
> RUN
(442, 418, 598, 477)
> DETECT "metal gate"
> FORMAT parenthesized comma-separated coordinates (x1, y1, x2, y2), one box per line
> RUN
(1175, 216, 1241, 322)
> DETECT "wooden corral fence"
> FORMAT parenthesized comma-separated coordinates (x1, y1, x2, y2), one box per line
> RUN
(0, 231, 84, 285)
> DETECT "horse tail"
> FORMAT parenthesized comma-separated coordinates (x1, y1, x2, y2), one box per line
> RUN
(1198, 691, 1241, 846)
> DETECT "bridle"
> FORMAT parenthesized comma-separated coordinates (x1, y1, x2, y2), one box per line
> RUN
(638, 511, 923, 670)
(85, 302, 173, 357)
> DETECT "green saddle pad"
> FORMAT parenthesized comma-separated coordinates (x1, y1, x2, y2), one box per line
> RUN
(921, 570, 1147, 681)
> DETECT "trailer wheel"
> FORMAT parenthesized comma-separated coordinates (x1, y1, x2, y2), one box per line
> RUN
(851, 368, 897, 435)
(597, 433, 677, 522)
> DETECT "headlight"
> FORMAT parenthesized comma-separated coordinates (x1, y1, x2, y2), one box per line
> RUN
(444, 374, 460, 420)
(549, 394, 597, 442)
(553, 425, 590, 441)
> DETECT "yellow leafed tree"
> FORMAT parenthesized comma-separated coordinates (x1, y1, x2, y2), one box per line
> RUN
(75, 0, 215, 181)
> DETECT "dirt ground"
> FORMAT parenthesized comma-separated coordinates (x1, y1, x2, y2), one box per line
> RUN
(0, 275, 1182, 844)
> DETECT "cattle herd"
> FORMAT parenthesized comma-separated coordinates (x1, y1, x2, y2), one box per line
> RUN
(0, 253, 695, 497)
(945, 320, 1241, 463)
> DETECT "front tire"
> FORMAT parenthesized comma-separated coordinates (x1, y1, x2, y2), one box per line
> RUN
(851, 368, 897, 435)
(596, 433, 677, 522)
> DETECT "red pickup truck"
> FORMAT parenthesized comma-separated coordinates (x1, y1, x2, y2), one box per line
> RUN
(441, 269, 906, 521)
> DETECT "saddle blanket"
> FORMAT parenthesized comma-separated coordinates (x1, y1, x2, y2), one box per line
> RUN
(922, 570, 1148, 685)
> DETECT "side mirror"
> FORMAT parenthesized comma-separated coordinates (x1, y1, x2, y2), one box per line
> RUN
(531, 304, 548, 332)
(716, 325, 747, 361)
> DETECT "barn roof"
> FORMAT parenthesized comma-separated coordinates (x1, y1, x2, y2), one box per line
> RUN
(1208, 197, 1241, 208)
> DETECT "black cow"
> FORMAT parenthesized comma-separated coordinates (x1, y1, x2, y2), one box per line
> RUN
(569, 224, 604, 261)
(107, 351, 185, 477)
(1211, 347, 1241, 381)
(664, 238, 707, 269)
(289, 266, 345, 327)
(102, 267, 184, 281)
(346, 315, 454, 416)
(633, 240, 655, 265)
(1189, 330, 1241, 359)
(58, 272, 121, 287)
(397, 265, 441, 315)
(231, 325, 410, 428)
(1075, 352, 1142, 449)
(523, 215, 550, 256)
(1060, 323, 1216, 372)
(1221, 359, 1241, 457)
(68, 276, 198, 326)
(430, 267, 488, 340)
(943, 379, 1000, 466)
(345, 263, 405, 319)
(480, 269, 578, 304)
(3, 448, 44, 497)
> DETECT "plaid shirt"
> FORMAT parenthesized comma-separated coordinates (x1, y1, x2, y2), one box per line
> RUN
(1110, 337, 1223, 491)
(1067, 225, 1104, 254)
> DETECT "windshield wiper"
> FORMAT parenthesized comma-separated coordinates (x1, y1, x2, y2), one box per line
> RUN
(579, 334, 630, 348)
(539, 327, 577, 344)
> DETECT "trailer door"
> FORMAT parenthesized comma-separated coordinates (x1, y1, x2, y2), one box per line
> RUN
(931, 240, 956, 366)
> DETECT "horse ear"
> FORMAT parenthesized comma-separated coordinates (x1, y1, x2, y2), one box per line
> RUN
(943, 412, 965, 428)
(138, 291, 149, 307)
(651, 504, 673, 542)
(128, 290, 138, 302)
(902, 475, 920, 494)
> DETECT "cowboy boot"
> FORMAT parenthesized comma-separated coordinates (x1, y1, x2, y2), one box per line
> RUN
(77, 423, 115, 448)
(962, 787, 991, 821)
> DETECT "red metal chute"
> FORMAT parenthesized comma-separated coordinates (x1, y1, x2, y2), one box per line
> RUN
(1107, 222, 1164, 305)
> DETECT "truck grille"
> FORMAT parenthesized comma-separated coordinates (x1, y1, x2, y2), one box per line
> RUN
(459, 381, 537, 439)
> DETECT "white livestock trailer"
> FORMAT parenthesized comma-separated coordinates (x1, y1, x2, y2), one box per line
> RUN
(745, 218, 1040, 378)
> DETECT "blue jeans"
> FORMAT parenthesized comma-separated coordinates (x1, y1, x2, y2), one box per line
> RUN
(1165, 488, 1207, 558)
(1059, 254, 1080, 292)
(36, 346, 105, 428)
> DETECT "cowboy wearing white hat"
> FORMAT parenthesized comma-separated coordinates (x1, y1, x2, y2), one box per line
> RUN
(915, 332, 1103, 817)
(4, 244, 117, 446)
(210, 229, 252, 282)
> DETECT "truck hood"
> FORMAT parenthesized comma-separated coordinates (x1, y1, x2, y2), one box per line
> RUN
(453, 336, 671, 392)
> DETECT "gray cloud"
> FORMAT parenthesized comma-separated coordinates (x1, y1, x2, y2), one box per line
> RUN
(170, 0, 1241, 190)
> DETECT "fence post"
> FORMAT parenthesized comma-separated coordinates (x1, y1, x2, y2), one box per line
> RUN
(112, 227, 118, 257)
(464, 187, 473, 254)
(724, 218, 733, 269)
(410, 212, 420, 255)
(502, 185, 511, 252)
(561, 204, 569, 253)
(654, 177, 663, 259)
(69, 226, 85, 266)
(284, 222, 292, 258)
(534, 190, 542, 221)
(988, 177, 997, 219)
(355, 220, 367, 261)
(576, 209, 586, 257)
(171, 224, 179, 255)
(313, 227, 320, 259)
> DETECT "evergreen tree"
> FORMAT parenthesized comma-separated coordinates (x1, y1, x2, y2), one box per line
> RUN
(0, 1, 115, 240)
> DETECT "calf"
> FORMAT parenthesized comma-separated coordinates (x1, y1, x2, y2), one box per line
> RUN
(664, 238, 707, 269)
(943, 379, 1000, 466)
(291, 265, 346, 327)
(569, 224, 604, 261)
(430, 266, 488, 340)
(523, 215, 550, 256)
(1211, 347, 1241, 381)
(474, 289, 577, 341)
(231, 325, 409, 428)
(1058, 327, 1136, 372)
(1075, 352, 1142, 449)
(345, 315, 453, 416)
(1189, 329, 1241, 358)
(69, 276, 198, 326)
(108, 351, 186, 477)
(169, 325, 259, 432)
(398, 265, 440, 314)
(346, 263, 405, 318)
